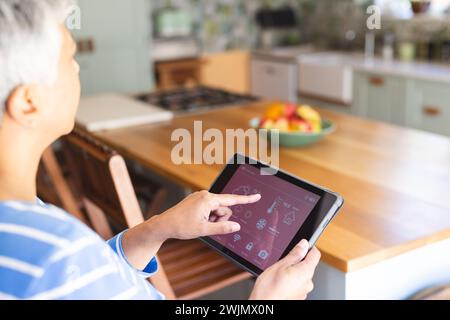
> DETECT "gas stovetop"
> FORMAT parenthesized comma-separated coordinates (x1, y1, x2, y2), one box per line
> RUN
(136, 86, 259, 113)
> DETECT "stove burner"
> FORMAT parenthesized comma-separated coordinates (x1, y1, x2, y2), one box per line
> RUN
(136, 86, 259, 113)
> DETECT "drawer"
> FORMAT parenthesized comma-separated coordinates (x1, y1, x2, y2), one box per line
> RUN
(408, 80, 450, 136)
(352, 72, 407, 126)
(250, 58, 297, 102)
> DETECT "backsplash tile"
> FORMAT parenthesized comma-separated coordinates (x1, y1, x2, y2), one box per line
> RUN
(152, 0, 372, 52)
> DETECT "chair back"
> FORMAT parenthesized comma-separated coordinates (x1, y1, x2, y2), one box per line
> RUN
(62, 129, 176, 299)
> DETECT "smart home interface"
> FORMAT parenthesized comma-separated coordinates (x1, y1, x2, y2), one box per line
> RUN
(210, 164, 321, 271)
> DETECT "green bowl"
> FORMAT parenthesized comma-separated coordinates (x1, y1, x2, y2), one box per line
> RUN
(249, 118, 336, 148)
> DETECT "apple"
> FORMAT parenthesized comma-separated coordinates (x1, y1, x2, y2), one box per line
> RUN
(311, 121, 322, 133)
(284, 103, 297, 119)
(260, 118, 274, 130)
(273, 118, 290, 132)
(297, 105, 321, 124)
(290, 119, 313, 133)
(259, 117, 267, 126)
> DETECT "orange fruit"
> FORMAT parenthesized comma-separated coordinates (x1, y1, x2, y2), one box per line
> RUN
(265, 103, 285, 121)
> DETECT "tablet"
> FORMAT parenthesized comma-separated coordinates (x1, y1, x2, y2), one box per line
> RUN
(201, 154, 344, 276)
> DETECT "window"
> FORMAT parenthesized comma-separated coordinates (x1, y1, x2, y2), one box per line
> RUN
(375, 0, 450, 19)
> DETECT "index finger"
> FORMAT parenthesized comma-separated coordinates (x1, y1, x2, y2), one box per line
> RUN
(209, 193, 261, 209)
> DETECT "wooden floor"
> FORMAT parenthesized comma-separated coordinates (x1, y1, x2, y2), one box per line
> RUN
(158, 240, 252, 299)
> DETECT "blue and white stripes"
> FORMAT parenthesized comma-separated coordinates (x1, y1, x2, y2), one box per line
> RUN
(0, 201, 163, 300)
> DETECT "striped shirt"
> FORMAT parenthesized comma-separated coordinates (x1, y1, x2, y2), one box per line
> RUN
(0, 200, 164, 300)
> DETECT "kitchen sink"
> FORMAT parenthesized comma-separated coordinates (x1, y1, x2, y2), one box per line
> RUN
(298, 52, 356, 105)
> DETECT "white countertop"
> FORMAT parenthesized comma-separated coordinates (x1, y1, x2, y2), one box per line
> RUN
(300, 52, 450, 84)
(252, 45, 316, 62)
(353, 58, 450, 83)
(254, 47, 450, 83)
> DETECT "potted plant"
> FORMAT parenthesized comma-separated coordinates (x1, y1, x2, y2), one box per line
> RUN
(410, 0, 432, 15)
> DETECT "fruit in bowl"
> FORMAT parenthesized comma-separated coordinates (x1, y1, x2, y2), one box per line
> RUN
(250, 102, 335, 147)
(260, 103, 324, 133)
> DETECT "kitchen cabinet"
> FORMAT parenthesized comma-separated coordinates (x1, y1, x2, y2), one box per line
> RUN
(352, 71, 407, 126)
(406, 80, 450, 136)
(200, 50, 250, 94)
(353, 71, 450, 137)
(250, 56, 298, 102)
(72, 0, 153, 95)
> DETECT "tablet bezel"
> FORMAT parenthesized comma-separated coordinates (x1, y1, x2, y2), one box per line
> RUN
(200, 153, 344, 276)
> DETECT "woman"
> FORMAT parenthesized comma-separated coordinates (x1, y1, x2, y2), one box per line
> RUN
(0, 0, 320, 300)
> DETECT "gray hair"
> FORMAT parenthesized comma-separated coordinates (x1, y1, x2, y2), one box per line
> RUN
(0, 0, 74, 119)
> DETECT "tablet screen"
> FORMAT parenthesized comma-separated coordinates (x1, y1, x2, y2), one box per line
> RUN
(211, 164, 321, 271)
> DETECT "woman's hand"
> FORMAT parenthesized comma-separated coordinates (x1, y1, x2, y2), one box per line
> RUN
(122, 191, 260, 270)
(250, 240, 321, 300)
(157, 190, 261, 240)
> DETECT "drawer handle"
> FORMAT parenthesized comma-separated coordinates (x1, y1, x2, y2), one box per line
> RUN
(369, 76, 384, 86)
(76, 38, 95, 54)
(423, 106, 442, 117)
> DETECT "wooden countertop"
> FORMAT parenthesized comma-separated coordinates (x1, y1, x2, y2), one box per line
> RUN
(91, 101, 450, 272)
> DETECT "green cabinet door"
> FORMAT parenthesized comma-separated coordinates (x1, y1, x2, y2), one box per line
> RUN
(72, 0, 153, 95)
(407, 80, 450, 137)
(352, 71, 407, 126)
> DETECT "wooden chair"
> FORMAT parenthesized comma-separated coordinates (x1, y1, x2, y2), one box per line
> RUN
(156, 58, 202, 90)
(60, 129, 252, 300)
(38, 148, 167, 225)
(38, 147, 87, 224)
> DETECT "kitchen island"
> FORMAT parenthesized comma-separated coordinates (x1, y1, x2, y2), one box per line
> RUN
(297, 52, 450, 137)
(298, 51, 450, 84)
(90, 101, 450, 299)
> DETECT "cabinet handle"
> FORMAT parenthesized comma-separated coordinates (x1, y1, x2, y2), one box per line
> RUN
(423, 106, 442, 117)
(369, 76, 384, 86)
(76, 38, 95, 54)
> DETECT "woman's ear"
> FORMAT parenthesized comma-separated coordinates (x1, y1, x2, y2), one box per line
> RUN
(5, 86, 39, 128)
